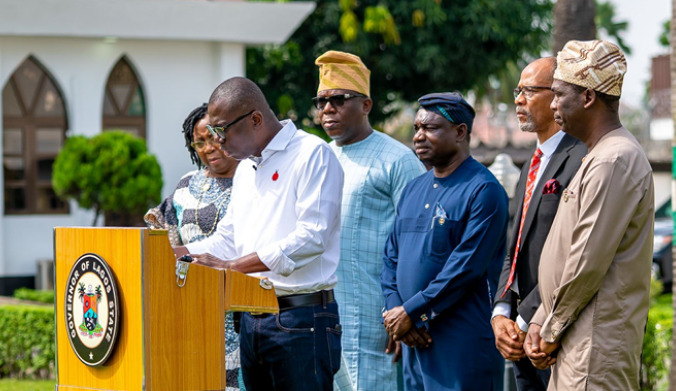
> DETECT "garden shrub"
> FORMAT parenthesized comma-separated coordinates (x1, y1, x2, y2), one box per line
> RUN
(0, 306, 55, 379)
(12, 289, 54, 305)
(52, 131, 162, 226)
(642, 293, 672, 391)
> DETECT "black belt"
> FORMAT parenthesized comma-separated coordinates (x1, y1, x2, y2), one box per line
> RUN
(277, 290, 335, 311)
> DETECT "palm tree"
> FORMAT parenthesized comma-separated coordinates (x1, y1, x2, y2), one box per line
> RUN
(595, 0, 631, 54)
(78, 282, 86, 302)
(553, 0, 596, 52)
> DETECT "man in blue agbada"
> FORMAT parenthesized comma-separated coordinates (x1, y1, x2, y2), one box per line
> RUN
(381, 92, 508, 390)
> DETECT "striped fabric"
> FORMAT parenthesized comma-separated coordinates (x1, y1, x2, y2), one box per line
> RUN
(330, 131, 425, 391)
(502, 148, 543, 298)
(316, 51, 370, 96)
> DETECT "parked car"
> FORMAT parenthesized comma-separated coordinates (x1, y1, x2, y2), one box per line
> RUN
(653, 199, 673, 292)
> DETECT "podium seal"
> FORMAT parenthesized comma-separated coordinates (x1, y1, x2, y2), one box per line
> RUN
(64, 253, 120, 366)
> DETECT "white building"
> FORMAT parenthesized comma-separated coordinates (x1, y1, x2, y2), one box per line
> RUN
(0, 0, 314, 293)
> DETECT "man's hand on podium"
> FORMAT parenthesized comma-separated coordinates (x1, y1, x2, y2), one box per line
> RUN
(173, 246, 190, 259)
(171, 249, 271, 274)
(172, 246, 232, 269)
(190, 253, 234, 270)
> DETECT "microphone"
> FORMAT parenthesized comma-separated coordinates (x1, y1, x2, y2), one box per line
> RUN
(252, 164, 257, 171)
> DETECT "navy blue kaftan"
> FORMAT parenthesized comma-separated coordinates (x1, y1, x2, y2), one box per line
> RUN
(381, 156, 508, 391)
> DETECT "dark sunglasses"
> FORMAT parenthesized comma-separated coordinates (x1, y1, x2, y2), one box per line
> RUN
(513, 86, 551, 99)
(206, 110, 255, 139)
(312, 94, 365, 110)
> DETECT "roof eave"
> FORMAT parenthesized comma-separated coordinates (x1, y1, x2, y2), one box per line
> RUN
(0, 0, 316, 45)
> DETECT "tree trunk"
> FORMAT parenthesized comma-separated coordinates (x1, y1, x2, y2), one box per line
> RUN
(104, 210, 146, 227)
(552, 0, 596, 53)
(92, 207, 101, 227)
(669, 1, 676, 388)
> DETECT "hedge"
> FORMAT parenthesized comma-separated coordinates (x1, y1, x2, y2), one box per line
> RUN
(12, 289, 54, 305)
(0, 306, 55, 379)
(0, 292, 672, 386)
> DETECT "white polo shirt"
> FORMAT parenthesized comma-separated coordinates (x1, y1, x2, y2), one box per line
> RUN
(187, 120, 344, 296)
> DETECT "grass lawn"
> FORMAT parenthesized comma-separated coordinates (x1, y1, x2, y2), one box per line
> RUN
(0, 379, 55, 391)
(654, 293, 673, 312)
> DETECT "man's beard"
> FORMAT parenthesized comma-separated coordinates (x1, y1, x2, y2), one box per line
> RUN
(518, 112, 535, 133)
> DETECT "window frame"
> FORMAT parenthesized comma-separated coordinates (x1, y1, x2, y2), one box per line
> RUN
(2, 57, 69, 215)
(102, 57, 147, 140)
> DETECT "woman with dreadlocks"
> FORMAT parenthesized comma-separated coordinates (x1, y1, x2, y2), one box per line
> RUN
(145, 102, 238, 245)
(144, 103, 243, 390)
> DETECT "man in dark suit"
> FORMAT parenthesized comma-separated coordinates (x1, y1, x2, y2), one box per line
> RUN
(491, 58, 587, 390)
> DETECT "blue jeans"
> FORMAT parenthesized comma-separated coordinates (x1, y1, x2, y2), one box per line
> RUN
(240, 300, 342, 391)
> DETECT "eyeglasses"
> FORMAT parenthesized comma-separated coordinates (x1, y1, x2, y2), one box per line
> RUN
(190, 138, 220, 152)
(513, 86, 551, 99)
(206, 110, 255, 139)
(312, 94, 365, 110)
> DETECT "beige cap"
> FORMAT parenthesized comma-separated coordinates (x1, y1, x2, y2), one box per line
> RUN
(554, 40, 627, 96)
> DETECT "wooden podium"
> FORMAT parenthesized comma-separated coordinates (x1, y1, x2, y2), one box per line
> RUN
(54, 227, 279, 391)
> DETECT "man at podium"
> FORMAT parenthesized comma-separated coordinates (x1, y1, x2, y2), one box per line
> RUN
(174, 77, 345, 391)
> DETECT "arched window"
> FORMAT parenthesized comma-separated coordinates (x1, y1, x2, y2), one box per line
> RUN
(102, 57, 146, 139)
(2, 56, 68, 215)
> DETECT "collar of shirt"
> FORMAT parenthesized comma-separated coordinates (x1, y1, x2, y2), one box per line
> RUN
(247, 119, 296, 166)
(532, 130, 565, 193)
(258, 119, 296, 165)
(330, 129, 376, 152)
(536, 130, 565, 159)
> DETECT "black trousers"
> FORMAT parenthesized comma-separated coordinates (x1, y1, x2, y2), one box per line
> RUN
(512, 357, 551, 391)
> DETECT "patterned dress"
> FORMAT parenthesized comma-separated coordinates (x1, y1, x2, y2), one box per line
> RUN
(144, 169, 243, 390)
(330, 131, 425, 391)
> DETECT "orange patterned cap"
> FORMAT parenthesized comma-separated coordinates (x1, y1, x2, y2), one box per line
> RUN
(315, 51, 370, 97)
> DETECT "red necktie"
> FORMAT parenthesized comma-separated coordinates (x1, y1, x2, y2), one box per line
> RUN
(501, 148, 543, 298)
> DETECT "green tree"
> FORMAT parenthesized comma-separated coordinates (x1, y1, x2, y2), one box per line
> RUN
(595, 0, 631, 54)
(247, 0, 553, 129)
(483, 0, 630, 107)
(52, 131, 162, 226)
(659, 20, 669, 47)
